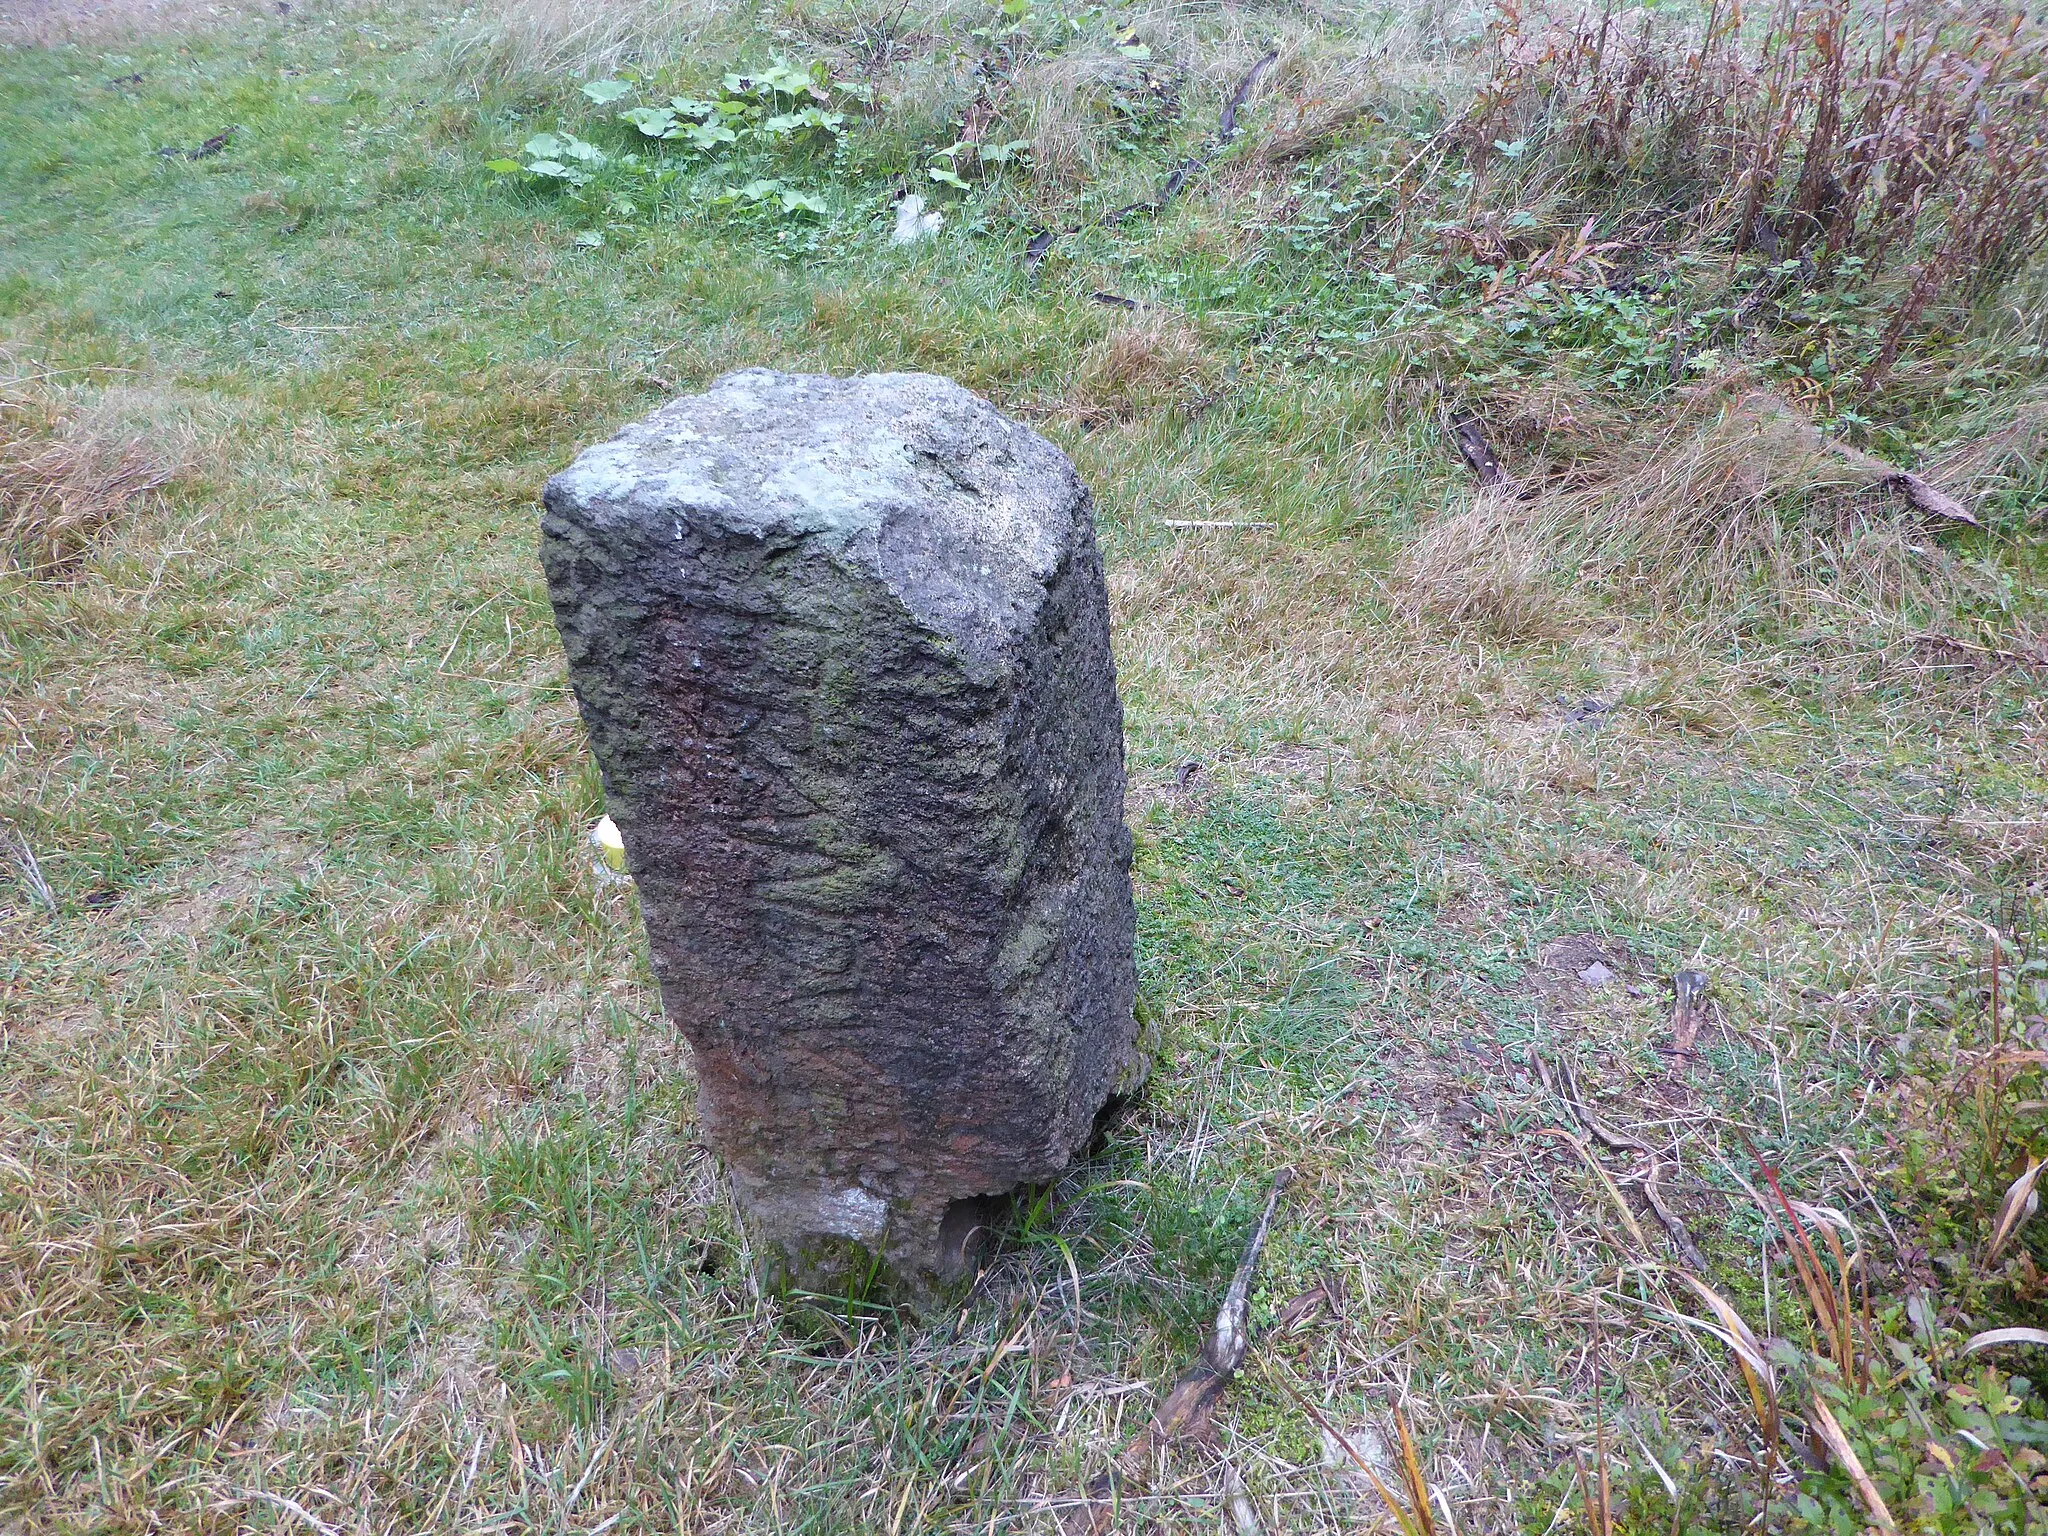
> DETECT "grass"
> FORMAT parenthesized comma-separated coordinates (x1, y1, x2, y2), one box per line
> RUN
(2, 0, 2046, 1529)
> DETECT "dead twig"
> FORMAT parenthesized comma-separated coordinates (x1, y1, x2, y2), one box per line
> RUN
(1074, 1165, 1295, 1533)
(1142, 1165, 1293, 1444)
(1538, 1054, 1709, 1271)
(5, 827, 56, 911)
(1671, 969, 1709, 1053)
(1031, 51, 1276, 260)
(1108, 50, 1278, 224)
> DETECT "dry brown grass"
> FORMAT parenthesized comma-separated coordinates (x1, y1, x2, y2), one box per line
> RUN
(0, 383, 198, 578)
(1394, 491, 1567, 637)
(1063, 314, 1216, 425)
(1251, 47, 1382, 168)
(448, 0, 721, 82)
(1008, 46, 1125, 188)
(1395, 374, 1983, 636)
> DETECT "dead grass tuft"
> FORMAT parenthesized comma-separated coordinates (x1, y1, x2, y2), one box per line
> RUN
(1063, 314, 1215, 425)
(1395, 490, 1568, 638)
(1253, 49, 1382, 167)
(0, 383, 198, 578)
(448, 0, 720, 82)
(1397, 374, 1983, 634)
(1009, 46, 1125, 188)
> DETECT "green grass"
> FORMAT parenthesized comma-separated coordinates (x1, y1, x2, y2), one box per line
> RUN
(3, 0, 2047, 1530)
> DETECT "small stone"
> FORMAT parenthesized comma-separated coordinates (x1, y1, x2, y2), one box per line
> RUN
(1577, 960, 1616, 987)
(541, 369, 1143, 1301)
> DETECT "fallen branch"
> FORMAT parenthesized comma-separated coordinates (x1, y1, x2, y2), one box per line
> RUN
(1880, 468, 1979, 528)
(1907, 631, 2047, 670)
(1110, 50, 1278, 224)
(157, 127, 237, 160)
(1827, 441, 1981, 527)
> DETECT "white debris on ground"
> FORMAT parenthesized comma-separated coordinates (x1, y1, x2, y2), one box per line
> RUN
(890, 194, 943, 245)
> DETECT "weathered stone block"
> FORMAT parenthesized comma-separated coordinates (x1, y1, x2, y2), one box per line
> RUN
(541, 369, 1142, 1298)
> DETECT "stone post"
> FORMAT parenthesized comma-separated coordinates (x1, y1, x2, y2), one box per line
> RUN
(540, 370, 1142, 1298)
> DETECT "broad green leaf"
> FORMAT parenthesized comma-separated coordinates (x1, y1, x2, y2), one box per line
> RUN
(755, 60, 815, 95)
(483, 158, 523, 174)
(556, 134, 605, 163)
(777, 188, 828, 216)
(523, 133, 565, 158)
(682, 121, 740, 151)
(725, 58, 828, 101)
(526, 159, 573, 177)
(573, 229, 606, 246)
(928, 166, 971, 190)
(580, 79, 633, 104)
(620, 106, 676, 137)
(761, 110, 840, 136)
(1116, 41, 1151, 58)
(669, 96, 716, 120)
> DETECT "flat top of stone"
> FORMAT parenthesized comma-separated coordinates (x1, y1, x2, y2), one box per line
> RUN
(546, 370, 1089, 668)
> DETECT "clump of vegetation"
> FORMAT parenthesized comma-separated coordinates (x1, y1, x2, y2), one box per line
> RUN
(1621, 916, 2048, 1533)
(0, 380, 193, 577)
(1233, 0, 2048, 633)
(1395, 371, 1985, 635)
(1461, 0, 2048, 397)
